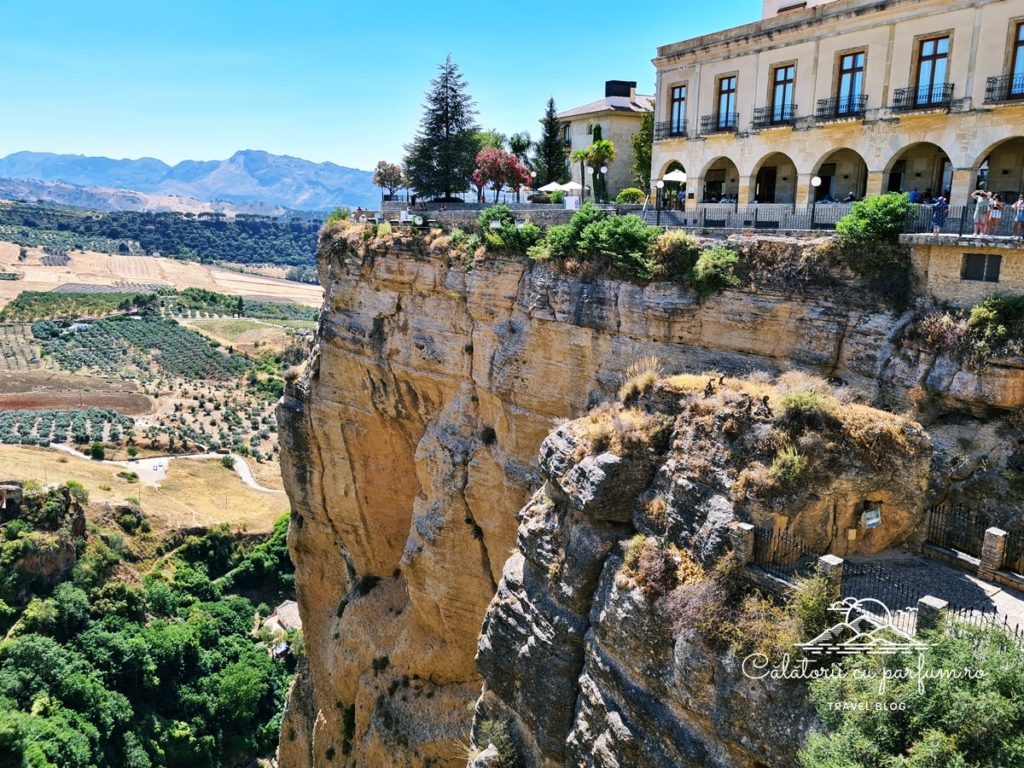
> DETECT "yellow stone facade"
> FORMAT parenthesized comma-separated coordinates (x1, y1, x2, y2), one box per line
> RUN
(905, 234, 1024, 306)
(651, 0, 1024, 208)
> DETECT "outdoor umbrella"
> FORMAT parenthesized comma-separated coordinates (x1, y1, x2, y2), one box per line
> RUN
(561, 182, 584, 192)
(537, 182, 565, 193)
(662, 169, 688, 183)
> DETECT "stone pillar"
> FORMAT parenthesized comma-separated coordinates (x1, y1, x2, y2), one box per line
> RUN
(737, 177, 753, 206)
(864, 171, 886, 198)
(949, 168, 976, 206)
(916, 595, 948, 632)
(797, 173, 816, 205)
(817, 554, 844, 589)
(979, 527, 1008, 581)
(729, 522, 755, 565)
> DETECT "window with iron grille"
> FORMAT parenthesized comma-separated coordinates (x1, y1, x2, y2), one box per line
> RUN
(772, 65, 795, 121)
(961, 253, 1001, 282)
(718, 76, 737, 127)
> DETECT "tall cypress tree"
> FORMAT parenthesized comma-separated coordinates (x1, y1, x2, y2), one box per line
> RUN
(403, 56, 479, 200)
(534, 97, 570, 186)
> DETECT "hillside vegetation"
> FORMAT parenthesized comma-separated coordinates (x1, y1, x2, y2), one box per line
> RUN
(0, 482, 296, 768)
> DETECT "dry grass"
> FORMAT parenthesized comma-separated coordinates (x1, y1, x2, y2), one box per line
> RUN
(181, 317, 311, 357)
(574, 402, 669, 458)
(618, 356, 663, 402)
(0, 445, 286, 532)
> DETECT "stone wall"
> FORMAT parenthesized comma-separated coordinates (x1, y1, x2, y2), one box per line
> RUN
(904, 234, 1024, 306)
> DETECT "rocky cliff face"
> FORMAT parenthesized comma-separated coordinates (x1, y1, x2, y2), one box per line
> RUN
(277, 225, 1023, 767)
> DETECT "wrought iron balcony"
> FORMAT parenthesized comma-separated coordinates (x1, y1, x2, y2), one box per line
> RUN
(752, 104, 798, 128)
(699, 112, 740, 135)
(654, 121, 687, 141)
(890, 82, 954, 111)
(985, 73, 1024, 103)
(815, 94, 868, 120)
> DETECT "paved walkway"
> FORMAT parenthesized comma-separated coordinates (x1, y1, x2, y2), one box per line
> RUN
(845, 549, 1024, 633)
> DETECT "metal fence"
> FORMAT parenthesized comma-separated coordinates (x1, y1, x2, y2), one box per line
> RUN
(1005, 529, 1024, 575)
(840, 560, 922, 635)
(945, 603, 1024, 648)
(750, 526, 820, 582)
(925, 504, 986, 559)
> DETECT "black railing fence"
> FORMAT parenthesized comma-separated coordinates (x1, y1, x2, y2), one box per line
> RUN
(753, 104, 798, 127)
(816, 94, 869, 120)
(891, 82, 954, 111)
(1005, 529, 1024, 575)
(926, 504, 986, 558)
(840, 560, 921, 635)
(654, 121, 687, 141)
(985, 73, 1024, 103)
(751, 526, 820, 581)
(946, 604, 1024, 647)
(700, 112, 740, 134)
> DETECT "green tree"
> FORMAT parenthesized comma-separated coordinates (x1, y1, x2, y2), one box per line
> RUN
(235, 296, 244, 316)
(89, 442, 105, 461)
(534, 98, 569, 186)
(631, 106, 654, 190)
(474, 129, 506, 151)
(371, 160, 405, 199)
(403, 56, 479, 200)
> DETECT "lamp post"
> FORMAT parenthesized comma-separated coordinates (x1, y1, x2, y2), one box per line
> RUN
(679, 172, 688, 213)
(599, 165, 608, 203)
(656, 180, 665, 226)
(586, 166, 595, 202)
(810, 175, 822, 229)
(527, 170, 536, 204)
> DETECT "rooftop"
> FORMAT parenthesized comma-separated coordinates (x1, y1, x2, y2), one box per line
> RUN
(558, 94, 654, 119)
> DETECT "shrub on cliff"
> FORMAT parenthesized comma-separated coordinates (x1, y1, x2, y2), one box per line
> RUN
(476, 205, 541, 253)
(324, 207, 351, 227)
(649, 230, 701, 280)
(690, 245, 740, 297)
(835, 192, 909, 247)
(577, 214, 660, 280)
(911, 295, 1024, 369)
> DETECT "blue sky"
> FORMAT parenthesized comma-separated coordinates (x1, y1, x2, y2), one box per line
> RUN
(0, 1, 761, 170)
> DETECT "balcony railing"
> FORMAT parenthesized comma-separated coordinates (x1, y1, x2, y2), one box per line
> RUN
(699, 112, 740, 134)
(891, 82, 954, 111)
(985, 73, 1024, 103)
(815, 94, 868, 120)
(752, 104, 798, 128)
(654, 121, 687, 141)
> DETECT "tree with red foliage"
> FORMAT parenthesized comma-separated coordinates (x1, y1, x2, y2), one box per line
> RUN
(473, 148, 532, 204)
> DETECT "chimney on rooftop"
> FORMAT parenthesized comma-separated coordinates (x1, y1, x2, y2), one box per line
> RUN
(605, 80, 637, 100)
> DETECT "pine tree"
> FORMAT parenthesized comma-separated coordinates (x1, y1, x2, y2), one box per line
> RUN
(534, 97, 570, 186)
(403, 56, 479, 200)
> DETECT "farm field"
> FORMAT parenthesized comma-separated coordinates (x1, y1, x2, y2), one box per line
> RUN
(0, 444, 287, 531)
(0, 323, 46, 371)
(0, 241, 323, 309)
(0, 374, 153, 413)
(182, 316, 316, 356)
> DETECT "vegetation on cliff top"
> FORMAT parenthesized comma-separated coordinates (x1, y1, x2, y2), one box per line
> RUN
(0, 484, 295, 768)
(909, 295, 1024, 368)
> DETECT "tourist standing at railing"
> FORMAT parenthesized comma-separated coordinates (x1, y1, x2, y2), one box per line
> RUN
(908, 187, 920, 203)
(988, 193, 1004, 237)
(930, 194, 948, 235)
(972, 187, 991, 237)
(1012, 195, 1024, 241)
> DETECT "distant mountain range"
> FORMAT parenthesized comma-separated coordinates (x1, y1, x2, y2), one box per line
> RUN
(0, 150, 378, 212)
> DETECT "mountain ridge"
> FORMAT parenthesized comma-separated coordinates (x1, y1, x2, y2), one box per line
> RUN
(0, 149, 378, 211)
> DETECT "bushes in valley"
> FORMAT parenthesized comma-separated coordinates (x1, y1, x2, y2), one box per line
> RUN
(799, 622, 1024, 767)
(0, 501, 295, 768)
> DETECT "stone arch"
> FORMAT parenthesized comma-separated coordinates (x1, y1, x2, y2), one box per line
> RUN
(698, 156, 740, 202)
(811, 147, 869, 201)
(748, 151, 798, 204)
(970, 136, 1024, 201)
(656, 160, 688, 209)
(883, 142, 953, 199)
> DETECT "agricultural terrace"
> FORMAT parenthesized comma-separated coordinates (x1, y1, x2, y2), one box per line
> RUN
(0, 407, 133, 447)
(0, 324, 45, 372)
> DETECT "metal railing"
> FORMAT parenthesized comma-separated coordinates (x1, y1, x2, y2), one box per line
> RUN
(751, 526, 820, 582)
(946, 603, 1024, 647)
(926, 504, 985, 558)
(891, 82, 954, 111)
(985, 73, 1024, 103)
(752, 104, 798, 128)
(654, 121, 687, 141)
(840, 560, 921, 635)
(815, 94, 869, 120)
(699, 112, 740, 134)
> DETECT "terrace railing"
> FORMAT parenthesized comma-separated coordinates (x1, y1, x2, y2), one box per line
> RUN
(926, 504, 986, 559)
(890, 82, 954, 111)
(752, 104, 798, 128)
(699, 112, 740, 135)
(815, 94, 868, 120)
(984, 73, 1024, 103)
(654, 121, 687, 141)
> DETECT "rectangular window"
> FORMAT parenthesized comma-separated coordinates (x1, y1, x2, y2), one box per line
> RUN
(772, 65, 795, 121)
(916, 36, 950, 105)
(838, 52, 865, 113)
(1013, 22, 1024, 97)
(562, 124, 570, 146)
(961, 253, 1002, 282)
(718, 76, 737, 128)
(670, 85, 686, 134)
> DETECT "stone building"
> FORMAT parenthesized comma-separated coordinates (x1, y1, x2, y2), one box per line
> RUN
(650, 0, 1024, 207)
(558, 80, 653, 200)
(904, 234, 1024, 306)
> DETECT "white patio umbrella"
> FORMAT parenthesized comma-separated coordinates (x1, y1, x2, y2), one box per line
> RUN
(537, 182, 565, 193)
(662, 169, 688, 184)
(561, 181, 584, 192)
